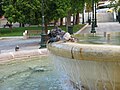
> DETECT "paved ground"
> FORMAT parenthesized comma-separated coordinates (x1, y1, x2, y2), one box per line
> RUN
(79, 22, 120, 33)
(0, 22, 120, 54)
(0, 37, 40, 53)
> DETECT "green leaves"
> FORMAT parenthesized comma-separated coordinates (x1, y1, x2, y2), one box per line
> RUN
(2, 0, 101, 25)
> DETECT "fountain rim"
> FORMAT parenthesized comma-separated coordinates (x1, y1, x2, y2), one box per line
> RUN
(47, 42, 120, 62)
(0, 49, 48, 64)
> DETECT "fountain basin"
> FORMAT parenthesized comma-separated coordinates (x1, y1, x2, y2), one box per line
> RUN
(48, 42, 120, 61)
(0, 49, 48, 63)
(48, 42, 120, 89)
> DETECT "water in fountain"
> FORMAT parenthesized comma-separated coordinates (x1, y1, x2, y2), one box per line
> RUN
(0, 56, 74, 90)
(76, 32, 120, 45)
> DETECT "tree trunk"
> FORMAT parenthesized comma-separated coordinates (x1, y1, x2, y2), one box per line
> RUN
(76, 12, 80, 24)
(82, 11, 85, 24)
(22, 24, 25, 27)
(82, 0, 85, 24)
(19, 23, 22, 27)
(19, 23, 25, 27)
(73, 15, 75, 25)
(60, 18, 63, 26)
(67, 10, 71, 26)
(88, 11, 89, 22)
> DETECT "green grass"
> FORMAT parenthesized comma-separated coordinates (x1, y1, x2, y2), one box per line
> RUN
(0, 24, 85, 37)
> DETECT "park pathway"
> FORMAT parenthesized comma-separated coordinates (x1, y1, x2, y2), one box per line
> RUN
(79, 22, 120, 33)
(0, 37, 40, 53)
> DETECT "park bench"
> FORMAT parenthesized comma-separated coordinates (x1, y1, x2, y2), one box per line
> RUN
(23, 30, 41, 39)
(4, 22, 12, 28)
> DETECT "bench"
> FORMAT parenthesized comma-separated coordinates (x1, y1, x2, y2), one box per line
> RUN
(4, 23, 12, 28)
(23, 30, 41, 39)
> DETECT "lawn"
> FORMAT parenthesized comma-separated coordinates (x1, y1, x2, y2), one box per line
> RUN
(0, 24, 85, 37)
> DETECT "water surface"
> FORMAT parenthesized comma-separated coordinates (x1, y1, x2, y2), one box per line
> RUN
(0, 56, 73, 90)
(76, 32, 120, 45)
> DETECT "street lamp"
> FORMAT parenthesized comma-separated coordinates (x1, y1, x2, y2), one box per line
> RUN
(0, 2, 4, 28)
(40, 0, 47, 48)
(91, 0, 96, 33)
(82, 0, 85, 24)
(94, 2, 98, 27)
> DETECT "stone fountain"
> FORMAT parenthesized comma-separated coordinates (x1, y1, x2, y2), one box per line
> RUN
(47, 32, 120, 90)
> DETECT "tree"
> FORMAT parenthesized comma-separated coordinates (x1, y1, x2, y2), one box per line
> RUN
(41, 0, 69, 32)
(2, 0, 99, 28)
(2, 0, 42, 26)
(67, 0, 85, 25)
(2, 0, 69, 29)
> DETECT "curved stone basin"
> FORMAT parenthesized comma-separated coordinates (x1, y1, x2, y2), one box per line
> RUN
(47, 32, 120, 90)
(48, 42, 120, 61)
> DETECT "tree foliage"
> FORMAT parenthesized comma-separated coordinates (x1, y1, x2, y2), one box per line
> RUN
(2, 0, 41, 24)
(43, 0, 69, 24)
(2, 0, 101, 25)
(2, 0, 69, 25)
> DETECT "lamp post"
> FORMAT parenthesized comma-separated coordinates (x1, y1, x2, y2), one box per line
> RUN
(91, 0, 96, 33)
(40, 0, 47, 48)
(94, 2, 98, 27)
(0, 2, 3, 28)
(82, 0, 85, 24)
